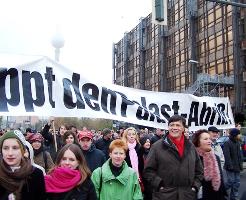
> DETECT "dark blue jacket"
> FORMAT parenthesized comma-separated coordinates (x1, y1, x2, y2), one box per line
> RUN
(83, 144, 106, 172)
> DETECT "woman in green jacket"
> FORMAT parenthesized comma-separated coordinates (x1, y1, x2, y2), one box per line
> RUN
(91, 139, 143, 200)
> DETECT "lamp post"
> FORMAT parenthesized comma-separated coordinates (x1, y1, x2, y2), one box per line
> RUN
(51, 28, 65, 62)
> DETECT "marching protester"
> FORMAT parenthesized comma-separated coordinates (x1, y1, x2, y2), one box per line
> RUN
(223, 128, 243, 200)
(25, 141, 46, 175)
(0, 130, 46, 200)
(45, 143, 97, 200)
(143, 115, 203, 200)
(28, 132, 54, 172)
(150, 128, 164, 144)
(122, 127, 144, 182)
(41, 118, 68, 160)
(139, 135, 152, 200)
(62, 130, 79, 145)
(91, 139, 143, 200)
(95, 128, 113, 159)
(192, 129, 227, 200)
(78, 130, 106, 172)
(208, 126, 225, 168)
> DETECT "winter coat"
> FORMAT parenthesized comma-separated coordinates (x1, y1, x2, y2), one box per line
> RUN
(125, 143, 144, 177)
(91, 159, 143, 200)
(199, 155, 227, 200)
(150, 134, 163, 144)
(34, 150, 54, 172)
(47, 177, 97, 200)
(0, 167, 46, 200)
(143, 135, 204, 200)
(223, 137, 243, 172)
(94, 137, 112, 159)
(41, 123, 64, 161)
(83, 144, 106, 172)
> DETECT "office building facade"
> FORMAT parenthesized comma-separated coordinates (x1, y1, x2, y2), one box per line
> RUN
(112, 0, 246, 113)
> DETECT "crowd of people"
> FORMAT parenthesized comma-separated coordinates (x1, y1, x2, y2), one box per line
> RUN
(0, 115, 244, 200)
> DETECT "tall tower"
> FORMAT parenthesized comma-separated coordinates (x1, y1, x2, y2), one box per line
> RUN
(51, 27, 65, 62)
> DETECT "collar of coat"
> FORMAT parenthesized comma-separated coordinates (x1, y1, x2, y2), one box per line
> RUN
(101, 159, 132, 185)
(162, 132, 192, 158)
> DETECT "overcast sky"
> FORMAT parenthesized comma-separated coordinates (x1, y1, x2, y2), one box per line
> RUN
(0, 0, 152, 83)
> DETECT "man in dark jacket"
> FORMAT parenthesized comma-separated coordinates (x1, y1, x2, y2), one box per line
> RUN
(223, 128, 243, 200)
(143, 115, 203, 200)
(94, 128, 113, 159)
(78, 130, 106, 172)
(150, 128, 164, 144)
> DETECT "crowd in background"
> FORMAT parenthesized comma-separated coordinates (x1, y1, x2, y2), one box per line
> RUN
(0, 115, 244, 200)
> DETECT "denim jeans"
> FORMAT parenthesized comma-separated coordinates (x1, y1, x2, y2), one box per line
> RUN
(225, 170, 240, 200)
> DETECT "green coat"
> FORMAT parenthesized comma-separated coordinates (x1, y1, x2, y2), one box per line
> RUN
(91, 159, 143, 200)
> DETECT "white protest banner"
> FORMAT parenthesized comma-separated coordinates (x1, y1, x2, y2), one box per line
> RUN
(0, 54, 235, 131)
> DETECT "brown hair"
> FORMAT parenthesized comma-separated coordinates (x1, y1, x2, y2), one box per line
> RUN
(121, 127, 140, 144)
(63, 130, 79, 145)
(192, 129, 209, 147)
(51, 143, 91, 185)
(109, 139, 128, 153)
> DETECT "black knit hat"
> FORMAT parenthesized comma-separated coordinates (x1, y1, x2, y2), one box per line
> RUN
(229, 128, 240, 137)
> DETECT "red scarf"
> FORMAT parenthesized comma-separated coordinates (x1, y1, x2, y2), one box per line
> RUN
(45, 167, 81, 193)
(168, 134, 185, 157)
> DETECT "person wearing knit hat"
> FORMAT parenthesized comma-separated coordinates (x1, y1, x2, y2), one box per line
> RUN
(223, 128, 243, 200)
(27, 133, 54, 173)
(0, 130, 46, 200)
(0, 130, 26, 155)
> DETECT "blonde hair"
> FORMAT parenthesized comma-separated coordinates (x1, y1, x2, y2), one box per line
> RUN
(121, 127, 140, 144)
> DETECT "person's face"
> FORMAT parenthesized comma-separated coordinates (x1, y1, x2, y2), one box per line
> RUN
(2, 138, 22, 167)
(156, 129, 163, 136)
(60, 126, 67, 136)
(110, 147, 126, 167)
(31, 141, 42, 150)
(126, 130, 137, 144)
(104, 133, 113, 140)
(143, 139, 151, 149)
(209, 131, 220, 142)
(79, 137, 92, 150)
(71, 127, 77, 134)
(199, 132, 212, 152)
(60, 149, 79, 169)
(66, 134, 75, 144)
(184, 128, 189, 139)
(236, 124, 241, 130)
(168, 120, 184, 139)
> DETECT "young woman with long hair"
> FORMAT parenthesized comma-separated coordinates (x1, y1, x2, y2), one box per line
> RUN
(45, 143, 97, 200)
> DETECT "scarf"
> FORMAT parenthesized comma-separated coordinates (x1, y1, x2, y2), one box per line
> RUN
(45, 167, 81, 193)
(0, 158, 33, 200)
(168, 134, 185, 157)
(196, 147, 221, 191)
(128, 141, 139, 177)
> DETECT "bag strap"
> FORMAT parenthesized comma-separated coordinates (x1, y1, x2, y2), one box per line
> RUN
(98, 167, 103, 195)
(43, 151, 48, 171)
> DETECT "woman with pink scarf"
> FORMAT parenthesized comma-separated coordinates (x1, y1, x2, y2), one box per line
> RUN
(45, 143, 97, 200)
(192, 129, 227, 200)
(122, 127, 144, 190)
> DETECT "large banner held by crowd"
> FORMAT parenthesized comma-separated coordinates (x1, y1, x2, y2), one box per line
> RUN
(0, 54, 235, 131)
